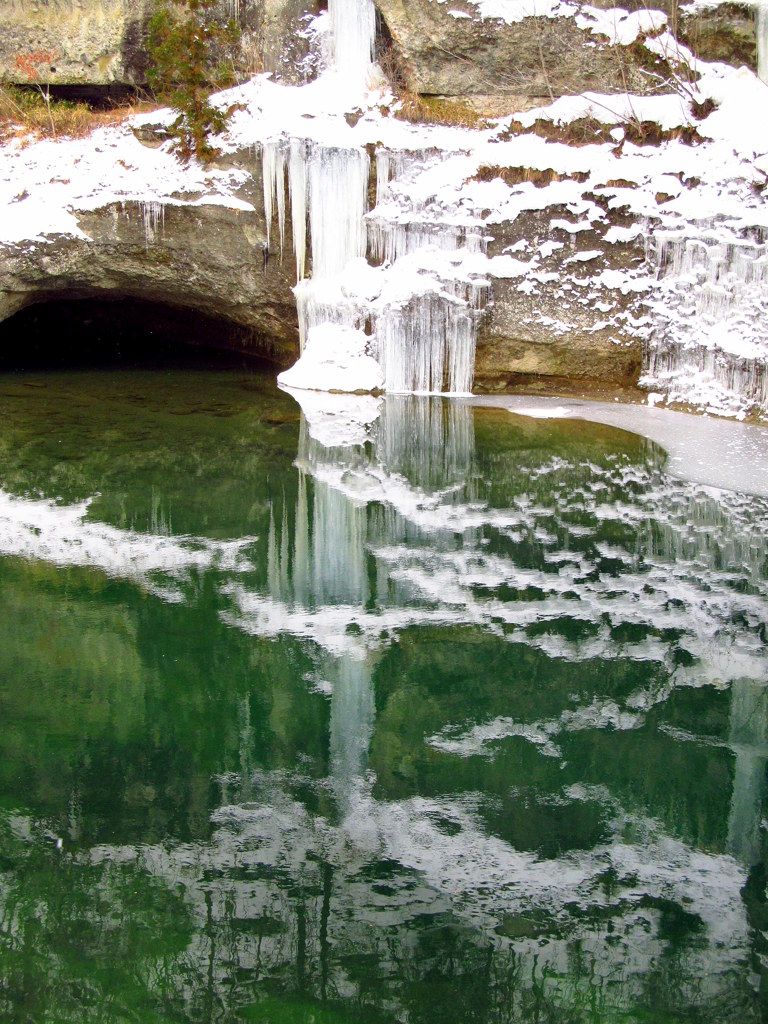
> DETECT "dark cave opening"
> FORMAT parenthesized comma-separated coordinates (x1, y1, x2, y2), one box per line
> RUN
(0, 297, 282, 373)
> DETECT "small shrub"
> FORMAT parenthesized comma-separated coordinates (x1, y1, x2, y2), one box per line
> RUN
(147, 0, 243, 163)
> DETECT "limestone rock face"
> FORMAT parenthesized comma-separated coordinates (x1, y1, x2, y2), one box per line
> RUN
(0, 0, 155, 85)
(0, 149, 645, 387)
(679, 3, 758, 71)
(375, 0, 676, 109)
(0, 155, 301, 365)
(476, 206, 645, 392)
(0, 0, 318, 86)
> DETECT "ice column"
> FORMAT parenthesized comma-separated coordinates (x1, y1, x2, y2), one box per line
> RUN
(308, 147, 369, 279)
(369, 149, 489, 394)
(758, 0, 768, 85)
(329, 0, 376, 81)
(377, 291, 481, 394)
(289, 138, 308, 283)
(294, 145, 370, 349)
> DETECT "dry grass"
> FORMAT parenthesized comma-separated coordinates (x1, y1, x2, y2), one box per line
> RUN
(376, 39, 488, 129)
(499, 113, 707, 149)
(393, 91, 489, 129)
(472, 164, 589, 188)
(0, 86, 159, 144)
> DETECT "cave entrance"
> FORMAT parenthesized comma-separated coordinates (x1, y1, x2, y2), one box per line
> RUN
(0, 298, 280, 373)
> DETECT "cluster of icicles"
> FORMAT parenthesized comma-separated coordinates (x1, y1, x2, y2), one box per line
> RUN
(261, 139, 489, 394)
(644, 225, 768, 413)
(255, 0, 490, 395)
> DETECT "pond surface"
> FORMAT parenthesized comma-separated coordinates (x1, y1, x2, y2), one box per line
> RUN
(0, 369, 767, 1024)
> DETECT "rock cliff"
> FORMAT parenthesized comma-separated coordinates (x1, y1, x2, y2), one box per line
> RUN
(0, 0, 766, 415)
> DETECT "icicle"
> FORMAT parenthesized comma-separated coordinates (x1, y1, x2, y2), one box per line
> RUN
(262, 140, 287, 255)
(643, 224, 768, 415)
(289, 138, 308, 282)
(308, 146, 369, 278)
(328, 0, 376, 81)
(368, 216, 485, 266)
(375, 150, 413, 206)
(377, 290, 479, 395)
(140, 200, 164, 247)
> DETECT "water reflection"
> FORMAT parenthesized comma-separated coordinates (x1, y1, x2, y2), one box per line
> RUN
(0, 373, 766, 1022)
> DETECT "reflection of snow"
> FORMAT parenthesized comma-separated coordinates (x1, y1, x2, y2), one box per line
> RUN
(64, 770, 752, 1018)
(428, 699, 646, 761)
(225, 395, 768, 694)
(0, 489, 256, 601)
(282, 385, 382, 449)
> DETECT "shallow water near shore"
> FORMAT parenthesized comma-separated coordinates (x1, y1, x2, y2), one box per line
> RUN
(0, 367, 767, 1024)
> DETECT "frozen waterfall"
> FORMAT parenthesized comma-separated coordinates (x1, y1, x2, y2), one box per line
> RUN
(329, 0, 376, 82)
(262, 137, 489, 395)
(642, 225, 768, 417)
(258, 2, 489, 397)
(758, 0, 768, 85)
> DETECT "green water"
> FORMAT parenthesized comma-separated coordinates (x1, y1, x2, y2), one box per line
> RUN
(0, 369, 767, 1023)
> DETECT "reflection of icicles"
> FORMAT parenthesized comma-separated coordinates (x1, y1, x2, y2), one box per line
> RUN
(294, 471, 310, 607)
(141, 201, 164, 247)
(267, 442, 370, 612)
(643, 226, 768, 415)
(727, 679, 768, 866)
(312, 482, 369, 606)
(328, 654, 377, 847)
(329, 657, 375, 788)
(377, 396, 475, 492)
(328, 0, 375, 80)
(262, 140, 287, 254)
(637, 487, 768, 583)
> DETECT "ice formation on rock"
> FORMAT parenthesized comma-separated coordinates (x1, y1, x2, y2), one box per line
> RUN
(758, 0, 768, 85)
(261, 8, 489, 396)
(266, 140, 490, 395)
(140, 200, 165, 247)
(642, 225, 768, 417)
(329, 0, 376, 82)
